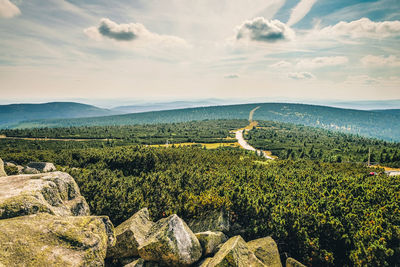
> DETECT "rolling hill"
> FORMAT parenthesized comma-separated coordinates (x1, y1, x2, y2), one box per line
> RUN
(10, 103, 400, 142)
(0, 102, 119, 128)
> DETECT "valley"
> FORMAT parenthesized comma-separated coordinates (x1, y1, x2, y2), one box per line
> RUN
(0, 105, 399, 266)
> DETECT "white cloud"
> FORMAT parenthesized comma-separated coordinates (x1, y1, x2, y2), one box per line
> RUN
(288, 72, 315, 80)
(236, 17, 295, 43)
(224, 74, 239, 79)
(84, 18, 188, 47)
(297, 56, 348, 68)
(0, 0, 20, 18)
(269, 60, 292, 68)
(361, 55, 400, 67)
(319, 18, 400, 39)
(287, 0, 317, 26)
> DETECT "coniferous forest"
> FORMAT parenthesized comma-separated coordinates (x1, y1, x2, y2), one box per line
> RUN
(1, 119, 399, 266)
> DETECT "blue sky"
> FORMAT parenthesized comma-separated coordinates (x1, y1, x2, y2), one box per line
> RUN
(0, 0, 399, 103)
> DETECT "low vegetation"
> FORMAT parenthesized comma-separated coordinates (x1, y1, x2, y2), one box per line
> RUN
(1, 119, 399, 266)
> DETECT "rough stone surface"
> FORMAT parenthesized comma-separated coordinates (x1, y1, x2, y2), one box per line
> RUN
(107, 208, 154, 259)
(27, 162, 56, 172)
(124, 258, 160, 267)
(195, 231, 227, 256)
(247, 237, 282, 267)
(202, 235, 265, 267)
(138, 214, 202, 266)
(0, 213, 115, 267)
(0, 158, 6, 177)
(286, 257, 306, 267)
(0, 171, 90, 219)
(195, 257, 212, 267)
(22, 166, 40, 174)
(188, 209, 230, 233)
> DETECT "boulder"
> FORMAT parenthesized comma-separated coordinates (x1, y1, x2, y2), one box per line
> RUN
(247, 237, 282, 267)
(107, 208, 154, 259)
(138, 214, 202, 266)
(0, 158, 6, 177)
(0, 172, 90, 219)
(124, 258, 159, 267)
(201, 235, 265, 267)
(195, 231, 227, 256)
(286, 257, 306, 267)
(27, 162, 56, 172)
(188, 209, 230, 233)
(22, 166, 40, 174)
(0, 213, 115, 266)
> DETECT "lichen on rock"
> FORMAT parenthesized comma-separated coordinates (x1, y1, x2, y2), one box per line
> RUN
(0, 213, 115, 266)
(0, 172, 90, 219)
(201, 235, 265, 267)
(195, 231, 227, 256)
(107, 208, 154, 259)
(138, 214, 202, 266)
(247, 236, 282, 267)
(188, 209, 230, 233)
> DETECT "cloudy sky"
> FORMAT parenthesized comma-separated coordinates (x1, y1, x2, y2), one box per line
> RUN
(0, 0, 399, 103)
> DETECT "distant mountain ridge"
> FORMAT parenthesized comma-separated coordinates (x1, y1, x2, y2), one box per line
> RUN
(0, 102, 119, 128)
(10, 102, 400, 142)
(111, 99, 225, 114)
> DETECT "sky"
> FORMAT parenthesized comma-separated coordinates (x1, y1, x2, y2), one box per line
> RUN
(0, 0, 400, 104)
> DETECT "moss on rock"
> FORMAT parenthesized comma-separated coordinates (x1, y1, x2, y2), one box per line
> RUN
(247, 237, 282, 267)
(0, 213, 115, 266)
(0, 172, 90, 219)
(138, 214, 202, 266)
(188, 209, 230, 233)
(202, 235, 265, 267)
(195, 231, 227, 256)
(107, 208, 154, 259)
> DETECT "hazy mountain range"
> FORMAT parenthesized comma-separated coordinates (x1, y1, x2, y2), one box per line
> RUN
(2, 101, 399, 142)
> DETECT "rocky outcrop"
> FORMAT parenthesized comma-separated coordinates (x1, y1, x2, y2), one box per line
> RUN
(201, 235, 264, 267)
(107, 208, 154, 260)
(27, 162, 56, 172)
(188, 209, 230, 233)
(195, 231, 227, 256)
(286, 257, 306, 267)
(0, 213, 115, 266)
(138, 214, 202, 266)
(0, 169, 300, 267)
(0, 171, 90, 219)
(0, 158, 6, 177)
(247, 236, 282, 267)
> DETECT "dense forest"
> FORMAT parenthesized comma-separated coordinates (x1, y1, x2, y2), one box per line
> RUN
(1, 119, 400, 266)
(3, 119, 400, 168)
(245, 121, 400, 168)
(2, 145, 399, 266)
(0, 120, 247, 144)
(11, 103, 400, 142)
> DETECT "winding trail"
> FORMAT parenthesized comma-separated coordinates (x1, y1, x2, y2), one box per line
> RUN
(234, 107, 274, 160)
